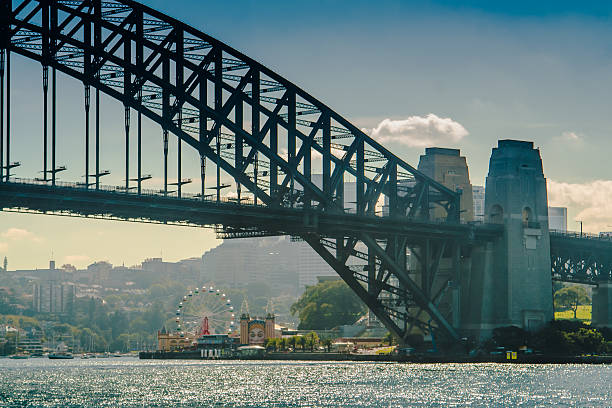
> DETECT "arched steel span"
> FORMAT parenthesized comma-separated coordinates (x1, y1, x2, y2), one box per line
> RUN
(1, 0, 465, 342)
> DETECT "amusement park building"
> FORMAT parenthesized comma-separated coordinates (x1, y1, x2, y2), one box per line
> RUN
(157, 327, 195, 351)
(239, 313, 278, 346)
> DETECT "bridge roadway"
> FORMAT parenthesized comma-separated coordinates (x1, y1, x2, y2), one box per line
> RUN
(0, 179, 502, 242)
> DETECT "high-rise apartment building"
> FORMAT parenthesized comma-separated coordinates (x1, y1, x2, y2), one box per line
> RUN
(201, 236, 338, 292)
(32, 261, 75, 314)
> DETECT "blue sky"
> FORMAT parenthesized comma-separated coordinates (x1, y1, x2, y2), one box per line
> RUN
(3, 0, 612, 269)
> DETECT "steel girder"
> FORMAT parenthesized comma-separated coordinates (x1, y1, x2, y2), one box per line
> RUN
(1, 0, 464, 342)
(550, 232, 612, 285)
(304, 233, 462, 342)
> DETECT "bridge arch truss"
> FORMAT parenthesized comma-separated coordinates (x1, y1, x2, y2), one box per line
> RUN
(1, 0, 465, 343)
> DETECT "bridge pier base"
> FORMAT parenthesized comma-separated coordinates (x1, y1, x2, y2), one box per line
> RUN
(592, 282, 612, 329)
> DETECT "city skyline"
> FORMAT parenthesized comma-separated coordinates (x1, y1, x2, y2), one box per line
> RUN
(3, 0, 612, 268)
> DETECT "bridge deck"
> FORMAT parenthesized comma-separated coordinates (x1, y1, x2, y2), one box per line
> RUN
(550, 231, 612, 284)
(0, 179, 501, 242)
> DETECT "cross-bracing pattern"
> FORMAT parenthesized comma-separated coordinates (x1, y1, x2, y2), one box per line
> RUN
(0, 0, 464, 343)
(550, 232, 612, 285)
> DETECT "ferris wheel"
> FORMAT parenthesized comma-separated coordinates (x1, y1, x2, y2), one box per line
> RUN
(174, 285, 236, 337)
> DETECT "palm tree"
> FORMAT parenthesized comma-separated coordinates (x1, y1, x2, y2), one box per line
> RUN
(305, 337, 313, 352)
(307, 332, 319, 351)
(297, 335, 306, 351)
(288, 336, 297, 352)
(265, 338, 276, 351)
(322, 337, 333, 352)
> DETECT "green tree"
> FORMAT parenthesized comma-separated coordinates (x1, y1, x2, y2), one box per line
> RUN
(288, 335, 297, 352)
(297, 335, 306, 351)
(306, 332, 319, 351)
(109, 310, 129, 338)
(142, 301, 166, 332)
(290, 280, 366, 330)
(554, 286, 590, 319)
(110, 333, 132, 352)
(567, 328, 605, 355)
(280, 337, 289, 351)
(265, 337, 277, 351)
(87, 297, 97, 322)
(383, 332, 396, 346)
(322, 337, 332, 352)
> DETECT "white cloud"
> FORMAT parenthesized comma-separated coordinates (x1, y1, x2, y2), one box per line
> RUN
(366, 114, 469, 147)
(548, 180, 612, 233)
(1, 228, 42, 242)
(0, 242, 7, 252)
(558, 131, 584, 144)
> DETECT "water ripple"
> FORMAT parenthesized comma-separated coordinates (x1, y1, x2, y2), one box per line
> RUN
(0, 359, 610, 407)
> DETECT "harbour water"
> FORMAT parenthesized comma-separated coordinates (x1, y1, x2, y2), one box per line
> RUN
(0, 358, 610, 407)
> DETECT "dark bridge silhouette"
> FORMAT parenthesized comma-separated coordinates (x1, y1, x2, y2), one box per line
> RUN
(1, 0, 610, 344)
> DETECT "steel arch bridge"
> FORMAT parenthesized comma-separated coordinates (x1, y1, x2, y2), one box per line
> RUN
(0, 0, 489, 343)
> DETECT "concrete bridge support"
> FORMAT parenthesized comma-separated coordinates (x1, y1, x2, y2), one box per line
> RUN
(592, 283, 612, 329)
(462, 140, 554, 339)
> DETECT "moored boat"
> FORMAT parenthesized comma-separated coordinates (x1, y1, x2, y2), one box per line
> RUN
(48, 342, 74, 359)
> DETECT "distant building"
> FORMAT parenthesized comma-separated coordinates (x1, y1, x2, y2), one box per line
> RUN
(86, 261, 112, 285)
(548, 207, 568, 232)
(418, 147, 474, 222)
(32, 261, 75, 314)
(157, 326, 195, 351)
(472, 185, 485, 223)
(201, 236, 337, 292)
(473, 187, 567, 230)
(297, 242, 338, 289)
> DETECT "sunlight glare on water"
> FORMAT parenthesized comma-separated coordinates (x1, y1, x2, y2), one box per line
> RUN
(0, 358, 610, 407)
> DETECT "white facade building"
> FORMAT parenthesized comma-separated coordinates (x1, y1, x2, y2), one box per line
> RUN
(548, 207, 568, 232)
(472, 185, 485, 223)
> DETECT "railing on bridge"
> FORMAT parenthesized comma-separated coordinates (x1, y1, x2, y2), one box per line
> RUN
(7, 177, 260, 206)
(549, 229, 612, 285)
(550, 229, 612, 242)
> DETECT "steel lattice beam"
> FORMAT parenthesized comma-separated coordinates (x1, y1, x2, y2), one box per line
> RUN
(0, 0, 469, 343)
(550, 232, 612, 285)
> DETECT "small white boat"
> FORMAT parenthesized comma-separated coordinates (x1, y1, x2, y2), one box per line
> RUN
(48, 342, 74, 359)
